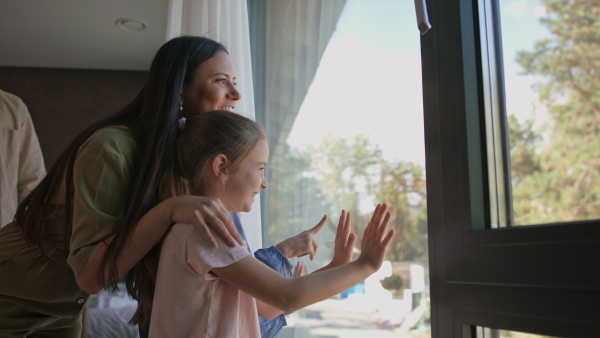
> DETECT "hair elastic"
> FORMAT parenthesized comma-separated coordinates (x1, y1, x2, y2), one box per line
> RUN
(178, 117, 186, 131)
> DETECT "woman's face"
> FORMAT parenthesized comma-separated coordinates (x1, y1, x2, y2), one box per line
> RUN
(222, 139, 269, 212)
(180, 50, 241, 114)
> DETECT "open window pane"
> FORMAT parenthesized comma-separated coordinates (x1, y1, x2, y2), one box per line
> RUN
(499, 0, 600, 226)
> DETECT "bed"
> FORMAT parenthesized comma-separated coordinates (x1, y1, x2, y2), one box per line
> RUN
(86, 284, 139, 338)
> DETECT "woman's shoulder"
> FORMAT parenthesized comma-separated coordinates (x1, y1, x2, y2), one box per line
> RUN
(79, 125, 139, 159)
(88, 125, 137, 146)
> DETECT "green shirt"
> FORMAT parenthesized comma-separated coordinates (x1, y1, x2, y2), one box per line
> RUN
(0, 125, 140, 318)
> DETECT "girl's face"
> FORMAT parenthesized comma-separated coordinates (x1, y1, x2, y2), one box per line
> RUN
(180, 50, 241, 114)
(222, 139, 269, 212)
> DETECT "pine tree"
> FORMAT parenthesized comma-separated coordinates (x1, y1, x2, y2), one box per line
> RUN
(511, 0, 600, 224)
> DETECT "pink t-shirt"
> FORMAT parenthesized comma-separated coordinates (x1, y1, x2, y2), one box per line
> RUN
(149, 223, 258, 338)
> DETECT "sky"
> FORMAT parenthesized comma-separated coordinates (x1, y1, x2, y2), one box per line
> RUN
(286, 0, 425, 165)
(499, 0, 551, 127)
(285, 0, 551, 166)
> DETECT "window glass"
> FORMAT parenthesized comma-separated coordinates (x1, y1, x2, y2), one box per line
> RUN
(260, 0, 430, 336)
(500, 0, 600, 225)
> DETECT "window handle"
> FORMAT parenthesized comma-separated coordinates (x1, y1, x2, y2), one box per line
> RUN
(414, 0, 432, 35)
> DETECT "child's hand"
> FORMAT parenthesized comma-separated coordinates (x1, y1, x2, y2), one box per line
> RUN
(357, 204, 394, 271)
(329, 210, 356, 268)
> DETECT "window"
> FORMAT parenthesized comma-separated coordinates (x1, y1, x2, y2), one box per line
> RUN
(422, 0, 599, 336)
(249, 0, 431, 336)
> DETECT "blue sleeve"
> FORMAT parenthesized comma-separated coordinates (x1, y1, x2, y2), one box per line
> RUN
(255, 246, 294, 337)
(259, 314, 287, 338)
(254, 246, 293, 278)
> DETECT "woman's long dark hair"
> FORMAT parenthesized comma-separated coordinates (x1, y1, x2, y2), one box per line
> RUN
(14, 35, 227, 319)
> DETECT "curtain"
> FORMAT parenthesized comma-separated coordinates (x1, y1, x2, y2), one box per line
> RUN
(248, 0, 346, 246)
(263, 0, 346, 160)
(166, 0, 261, 249)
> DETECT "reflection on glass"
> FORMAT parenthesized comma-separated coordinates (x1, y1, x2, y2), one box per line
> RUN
(476, 326, 558, 338)
(261, 0, 429, 336)
(501, 0, 600, 225)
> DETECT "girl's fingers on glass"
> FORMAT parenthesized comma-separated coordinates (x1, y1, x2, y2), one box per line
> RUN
(364, 221, 372, 237)
(382, 229, 395, 247)
(369, 205, 382, 228)
(373, 204, 387, 227)
(340, 213, 348, 239)
(377, 212, 392, 240)
(336, 211, 343, 237)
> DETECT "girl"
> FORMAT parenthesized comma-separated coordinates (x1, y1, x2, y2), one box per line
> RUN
(146, 111, 394, 337)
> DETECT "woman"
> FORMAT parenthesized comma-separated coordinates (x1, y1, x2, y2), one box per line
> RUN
(0, 36, 319, 338)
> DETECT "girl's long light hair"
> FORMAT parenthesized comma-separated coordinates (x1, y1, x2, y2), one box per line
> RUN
(131, 110, 266, 327)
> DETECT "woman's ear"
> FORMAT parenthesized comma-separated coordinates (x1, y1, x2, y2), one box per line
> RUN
(210, 154, 229, 181)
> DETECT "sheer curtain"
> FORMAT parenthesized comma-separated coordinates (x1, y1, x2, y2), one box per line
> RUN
(261, 0, 346, 160)
(166, 0, 261, 249)
(249, 0, 346, 247)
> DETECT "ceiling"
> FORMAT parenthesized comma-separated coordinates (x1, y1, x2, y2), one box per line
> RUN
(0, 0, 169, 71)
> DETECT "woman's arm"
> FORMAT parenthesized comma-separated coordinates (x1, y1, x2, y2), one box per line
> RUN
(214, 204, 393, 317)
(76, 196, 243, 294)
(274, 215, 327, 260)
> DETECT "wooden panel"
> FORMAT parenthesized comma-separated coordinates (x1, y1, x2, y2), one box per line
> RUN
(0, 67, 147, 168)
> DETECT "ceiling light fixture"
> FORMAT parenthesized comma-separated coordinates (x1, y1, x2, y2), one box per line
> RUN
(116, 18, 147, 31)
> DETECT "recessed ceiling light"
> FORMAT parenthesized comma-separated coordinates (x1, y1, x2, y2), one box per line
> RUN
(116, 18, 146, 31)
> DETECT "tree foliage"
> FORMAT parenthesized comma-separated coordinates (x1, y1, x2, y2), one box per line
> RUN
(266, 144, 331, 247)
(376, 160, 427, 265)
(267, 134, 428, 268)
(510, 0, 600, 224)
(305, 134, 384, 231)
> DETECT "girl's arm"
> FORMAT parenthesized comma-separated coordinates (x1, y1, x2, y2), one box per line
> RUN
(76, 195, 243, 294)
(214, 204, 393, 318)
(255, 210, 355, 319)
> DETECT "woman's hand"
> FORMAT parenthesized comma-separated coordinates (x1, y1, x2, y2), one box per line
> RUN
(163, 195, 243, 247)
(77, 195, 242, 294)
(293, 261, 305, 277)
(356, 204, 394, 271)
(329, 210, 356, 268)
(275, 215, 327, 259)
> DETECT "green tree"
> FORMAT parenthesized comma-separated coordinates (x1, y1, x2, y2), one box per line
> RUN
(375, 160, 428, 265)
(305, 134, 428, 265)
(266, 144, 331, 247)
(512, 0, 600, 224)
(305, 133, 384, 230)
(508, 115, 544, 224)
